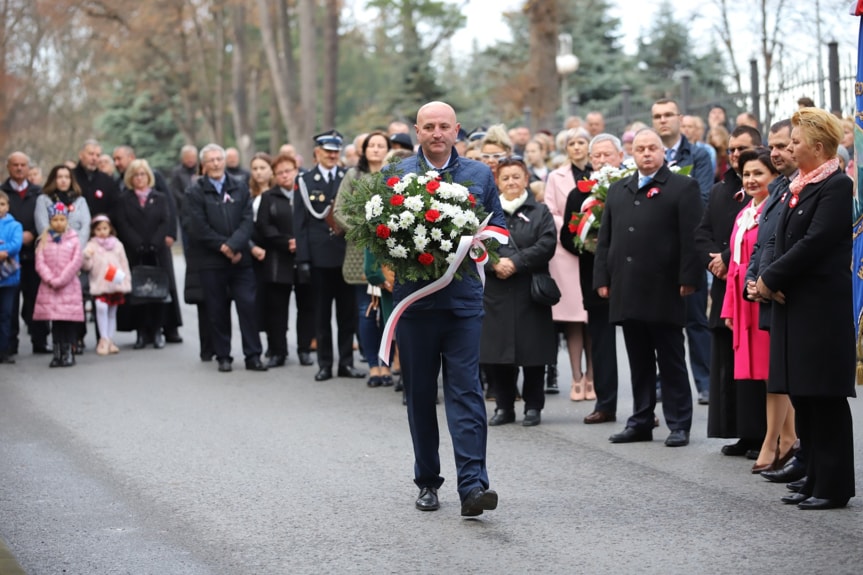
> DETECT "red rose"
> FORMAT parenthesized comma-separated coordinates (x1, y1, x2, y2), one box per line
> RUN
(418, 252, 434, 266)
(568, 223, 577, 233)
(424, 209, 440, 223)
(577, 179, 597, 193)
(390, 194, 405, 206)
(376, 224, 391, 239)
(468, 193, 476, 207)
(386, 176, 400, 187)
(426, 180, 440, 194)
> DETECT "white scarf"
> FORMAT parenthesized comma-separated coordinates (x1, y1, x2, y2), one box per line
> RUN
(732, 199, 763, 265)
(499, 190, 528, 215)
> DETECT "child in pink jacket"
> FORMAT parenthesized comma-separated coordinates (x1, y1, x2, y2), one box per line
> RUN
(34, 202, 83, 367)
(82, 214, 131, 355)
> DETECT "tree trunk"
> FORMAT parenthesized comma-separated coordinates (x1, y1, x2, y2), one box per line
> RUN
(258, 0, 292, 140)
(296, 0, 317, 161)
(230, 4, 252, 163)
(524, 0, 558, 131)
(322, 0, 340, 129)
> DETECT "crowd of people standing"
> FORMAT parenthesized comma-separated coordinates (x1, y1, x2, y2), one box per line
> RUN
(0, 96, 857, 512)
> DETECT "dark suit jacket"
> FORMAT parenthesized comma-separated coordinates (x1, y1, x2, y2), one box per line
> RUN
(694, 168, 746, 328)
(294, 165, 346, 269)
(760, 169, 855, 397)
(1, 179, 41, 262)
(594, 164, 703, 327)
(255, 186, 297, 284)
(184, 174, 255, 270)
(669, 135, 714, 204)
(73, 163, 119, 221)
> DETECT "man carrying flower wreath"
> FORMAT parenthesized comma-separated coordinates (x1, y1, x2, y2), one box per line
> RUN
(395, 101, 507, 517)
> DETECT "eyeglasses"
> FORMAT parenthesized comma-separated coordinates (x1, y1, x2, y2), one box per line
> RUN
(480, 152, 508, 161)
(728, 146, 751, 154)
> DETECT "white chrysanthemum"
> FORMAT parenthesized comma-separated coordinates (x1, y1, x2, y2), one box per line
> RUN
(403, 196, 424, 211)
(414, 235, 429, 251)
(417, 175, 430, 185)
(393, 180, 409, 193)
(402, 172, 417, 182)
(365, 195, 383, 220)
(414, 224, 427, 237)
(451, 213, 468, 229)
(446, 253, 457, 265)
(389, 245, 408, 259)
(386, 237, 397, 249)
(399, 211, 416, 227)
(465, 212, 480, 228)
(450, 229, 459, 238)
(387, 215, 401, 231)
(425, 170, 439, 180)
(439, 239, 453, 252)
(430, 228, 443, 241)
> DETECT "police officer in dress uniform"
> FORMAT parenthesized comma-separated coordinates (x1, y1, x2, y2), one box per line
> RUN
(294, 130, 365, 381)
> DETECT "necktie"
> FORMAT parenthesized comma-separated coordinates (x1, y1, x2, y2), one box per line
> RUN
(324, 172, 330, 184)
(639, 175, 652, 189)
(665, 148, 675, 162)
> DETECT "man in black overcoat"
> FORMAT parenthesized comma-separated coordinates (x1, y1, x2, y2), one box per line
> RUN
(594, 129, 703, 447)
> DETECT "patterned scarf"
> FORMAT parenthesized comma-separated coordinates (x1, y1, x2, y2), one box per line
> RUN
(789, 158, 839, 196)
(135, 188, 151, 207)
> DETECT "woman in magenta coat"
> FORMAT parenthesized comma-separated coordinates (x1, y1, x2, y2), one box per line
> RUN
(721, 148, 796, 474)
(545, 128, 592, 401)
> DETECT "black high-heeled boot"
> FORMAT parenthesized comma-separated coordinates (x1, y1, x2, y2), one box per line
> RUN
(49, 344, 63, 368)
(61, 344, 75, 367)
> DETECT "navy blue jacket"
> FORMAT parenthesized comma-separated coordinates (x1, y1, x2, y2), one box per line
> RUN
(670, 135, 715, 205)
(184, 174, 254, 270)
(391, 148, 507, 313)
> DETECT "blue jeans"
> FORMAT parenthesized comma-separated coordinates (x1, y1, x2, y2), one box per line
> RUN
(0, 285, 18, 354)
(356, 286, 383, 368)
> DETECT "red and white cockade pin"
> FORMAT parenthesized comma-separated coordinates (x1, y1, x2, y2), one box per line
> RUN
(95, 189, 103, 199)
(646, 187, 660, 198)
(780, 192, 787, 203)
(789, 194, 799, 208)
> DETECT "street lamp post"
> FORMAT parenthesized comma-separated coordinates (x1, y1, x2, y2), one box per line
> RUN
(556, 33, 579, 127)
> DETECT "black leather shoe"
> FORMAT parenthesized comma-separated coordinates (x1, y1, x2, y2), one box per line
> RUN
(134, 332, 148, 350)
(787, 477, 808, 492)
(761, 460, 806, 483)
(217, 359, 232, 373)
(522, 409, 541, 427)
(745, 449, 759, 460)
(153, 332, 166, 349)
(337, 365, 366, 378)
(394, 375, 404, 392)
(721, 439, 755, 456)
(266, 355, 286, 368)
(33, 343, 53, 354)
(298, 351, 314, 366)
(164, 331, 183, 344)
(781, 492, 810, 505)
(381, 375, 394, 387)
(461, 487, 498, 517)
(488, 409, 515, 426)
(665, 429, 690, 447)
(367, 376, 383, 388)
(415, 487, 439, 511)
(797, 497, 848, 510)
(245, 356, 268, 371)
(609, 427, 653, 443)
(315, 368, 333, 381)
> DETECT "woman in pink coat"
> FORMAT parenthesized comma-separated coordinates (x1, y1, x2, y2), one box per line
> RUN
(34, 202, 84, 367)
(545, 128, 593, 401)
(720, 148, 796, 473)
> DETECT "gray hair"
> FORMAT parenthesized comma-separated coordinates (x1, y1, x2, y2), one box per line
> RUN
(181, 144, 198, 156)
(589, 133, 622, 154)
(81, 138, 101, 152)
(199, 143, 226, 163)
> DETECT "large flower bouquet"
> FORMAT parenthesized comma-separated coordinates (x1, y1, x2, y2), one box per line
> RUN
(343, 163, 496, 282)
(568, 162, 692, 254)
(567, 163, 635, 254)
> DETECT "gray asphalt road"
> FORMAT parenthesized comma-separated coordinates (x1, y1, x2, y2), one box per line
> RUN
(1, 257, 862, 574)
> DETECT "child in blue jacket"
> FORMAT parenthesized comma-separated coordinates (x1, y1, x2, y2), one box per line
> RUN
(0, 190, 23, 363)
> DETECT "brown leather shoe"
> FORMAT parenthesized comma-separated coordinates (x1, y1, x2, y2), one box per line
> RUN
(584, 411, 616, 424)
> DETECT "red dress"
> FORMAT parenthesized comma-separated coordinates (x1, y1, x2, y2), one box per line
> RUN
(720, 198, 770, 380)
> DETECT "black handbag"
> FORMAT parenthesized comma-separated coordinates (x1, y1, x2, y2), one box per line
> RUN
(530, 273, 561, 306)
(130, 265, 170, 304)
(508, 233, 561, 307)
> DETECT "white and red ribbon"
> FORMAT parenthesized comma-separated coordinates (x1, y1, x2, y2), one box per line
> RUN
(377, 215, 509, 365)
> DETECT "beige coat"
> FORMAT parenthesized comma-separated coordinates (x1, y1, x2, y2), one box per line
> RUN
(81, 238, 132, 295)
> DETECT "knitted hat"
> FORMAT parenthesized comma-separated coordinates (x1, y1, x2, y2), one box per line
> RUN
(48, 202, 69, 218)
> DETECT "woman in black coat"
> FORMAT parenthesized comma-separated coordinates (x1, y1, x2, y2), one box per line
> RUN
(480, 157, 557, 427)
(115, 159, 171, 349)
(757, 107, 856, 509)
(254, 152, 301, 368)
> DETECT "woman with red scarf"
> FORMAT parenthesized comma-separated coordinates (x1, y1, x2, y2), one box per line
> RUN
(756, 108, 855, 509)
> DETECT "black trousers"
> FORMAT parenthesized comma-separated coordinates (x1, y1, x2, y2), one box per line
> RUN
(196, 302, 214, 360)
(622, 320, 692, 432)
(792, 396, 855, 501)
(199, 265, 262, 362)
(311, 267, 356, 369)
(487, 364, 545, 413)
(51, 320, 78, 345)
(14, 259, 50, 350)
(586, 303, 618, 415)
(262, 281, 315, 357)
